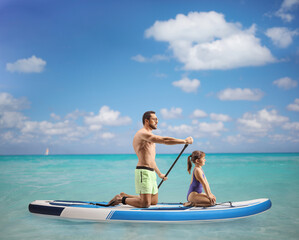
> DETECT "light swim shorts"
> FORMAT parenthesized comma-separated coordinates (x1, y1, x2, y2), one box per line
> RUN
(135, 166, 158, 195)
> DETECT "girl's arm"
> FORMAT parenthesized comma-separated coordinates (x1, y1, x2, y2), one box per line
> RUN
(194, 168, 216, 204)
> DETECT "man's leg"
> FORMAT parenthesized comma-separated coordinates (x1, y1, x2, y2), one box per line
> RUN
(108, 193, 153, 208)
(120, 192, 139, 198)
(151, 193, 158, 205)
(108, 169, 159, 207)
(125, 194, 152, 208)
(109, 192, 158, 207)
(108, 194, 122, 205)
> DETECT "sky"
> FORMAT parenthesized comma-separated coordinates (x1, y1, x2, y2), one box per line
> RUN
(0, 0, 298, 154)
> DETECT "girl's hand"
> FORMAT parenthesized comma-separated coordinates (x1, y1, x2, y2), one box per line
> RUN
(159, 173, 168, 181)
(208, 194, 216, 205)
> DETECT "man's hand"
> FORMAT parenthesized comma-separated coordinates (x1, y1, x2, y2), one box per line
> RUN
(159, 173, 168, 181)
(185, 136, 193, 144)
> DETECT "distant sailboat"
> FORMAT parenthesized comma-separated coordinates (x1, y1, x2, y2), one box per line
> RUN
(45, 148, 49, 155)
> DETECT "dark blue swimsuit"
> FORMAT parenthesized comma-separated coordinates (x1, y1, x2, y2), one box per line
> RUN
(187, 169, 205, 201)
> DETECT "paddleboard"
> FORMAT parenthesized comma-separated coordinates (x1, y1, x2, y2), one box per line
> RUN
(28, 198, 271, 223)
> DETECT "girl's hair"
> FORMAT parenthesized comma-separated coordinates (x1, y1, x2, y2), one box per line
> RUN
(187, 150, 205, 174)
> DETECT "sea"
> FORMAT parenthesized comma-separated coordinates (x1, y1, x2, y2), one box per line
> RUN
(0, 153, 298, 240)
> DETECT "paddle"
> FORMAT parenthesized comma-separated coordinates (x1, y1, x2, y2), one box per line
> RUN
(158, 144, 189, 189)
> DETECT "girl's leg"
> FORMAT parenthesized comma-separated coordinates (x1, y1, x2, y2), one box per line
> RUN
(188, 192, 213, 207)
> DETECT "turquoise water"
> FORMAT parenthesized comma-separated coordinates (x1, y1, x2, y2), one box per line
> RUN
(0, 153, 298, 240)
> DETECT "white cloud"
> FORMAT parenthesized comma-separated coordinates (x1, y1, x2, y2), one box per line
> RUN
(191, 109, 208, 118)
(270, 134, 292, 142)
(160, 107, 182, 119)
(151, 55, 169, 61)
(20, 119, 88, 141)
(210, 113, 232, 122)
(65, 109, 87, 120)
(22, 120, 72, 135)
(1, 131, 14, 141)
(84, 106, 132, 131)
(50, 113, 61, 121)
(0, 92, 30, 130)
(266, 27, 299, 48)
(131, 54, 169, 62)
(0, 111, 27, 129)
(273, 77, 298, 89)
(198, 121, 226, 136)
(218, 88, 264, 101)
(224, 134, 256, 145)
(0, 96, 132, 144)
(282, 122, 299, 131)
(275, 0, 299, 22)
(6, 55, 46, 73)
(88, 124, 102, 131)
(269, 134, 299, 143)
(287, 99, 299, 111)
(167, 124, 194, 135)
(166, 121, 226, 137)
(0, 92, 30, 111)
(237, 109, 289, 136)
(145, 11, 276, 70)
(172, 77, 200, 93)
(155, 73, 168, 78)
(101, 132, 115, 139)
(131, 54, 147, 62)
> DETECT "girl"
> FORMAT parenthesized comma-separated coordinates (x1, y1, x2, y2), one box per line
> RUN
(184, 151, 216, 207)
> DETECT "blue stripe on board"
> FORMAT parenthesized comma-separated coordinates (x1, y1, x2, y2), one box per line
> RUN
(106, 210, 115, 220)
(110, 199, 271, 221)
(132, 206, 189, 211)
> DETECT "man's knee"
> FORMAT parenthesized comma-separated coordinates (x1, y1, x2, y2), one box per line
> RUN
(140, 199, 151, 208)
(151, 193, 158, 205)
(141, 201, 151, 208)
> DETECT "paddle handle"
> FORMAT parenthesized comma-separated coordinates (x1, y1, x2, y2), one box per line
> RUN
(158, 144, 189, 189)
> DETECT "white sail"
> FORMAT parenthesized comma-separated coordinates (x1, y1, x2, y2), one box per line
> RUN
(45, 148, 49, 155)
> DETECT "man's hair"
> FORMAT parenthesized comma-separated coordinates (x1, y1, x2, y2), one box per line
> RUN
(142, 111, 155, 125)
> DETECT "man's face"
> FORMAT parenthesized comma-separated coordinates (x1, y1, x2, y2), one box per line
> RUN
(148, 114, 158, 130)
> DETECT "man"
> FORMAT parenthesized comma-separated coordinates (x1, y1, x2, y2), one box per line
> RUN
(109, 111, 193, 208)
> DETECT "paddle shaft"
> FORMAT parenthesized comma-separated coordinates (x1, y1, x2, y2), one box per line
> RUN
(158, 144, 189, 189)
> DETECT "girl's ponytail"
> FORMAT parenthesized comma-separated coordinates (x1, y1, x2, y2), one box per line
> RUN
(187, 151, 206, 174)
(187, 155, 192, 174)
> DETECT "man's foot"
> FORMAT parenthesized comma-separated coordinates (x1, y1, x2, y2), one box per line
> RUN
(108, 194, 122, 206)
(120, 192, 129, 197)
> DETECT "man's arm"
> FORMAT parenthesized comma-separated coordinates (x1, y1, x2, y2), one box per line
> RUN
(152, 161, 168, 180)
(142, 132, 193, 145)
